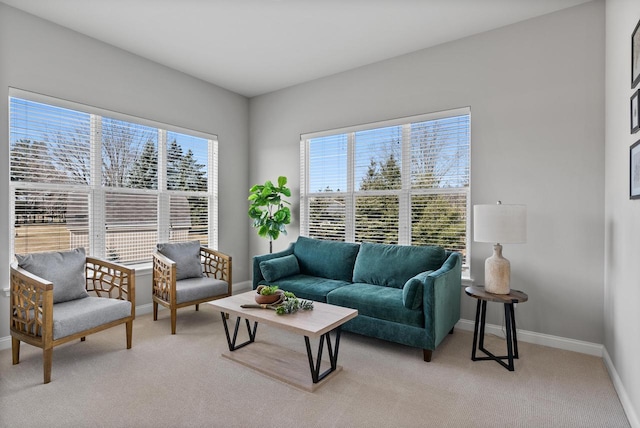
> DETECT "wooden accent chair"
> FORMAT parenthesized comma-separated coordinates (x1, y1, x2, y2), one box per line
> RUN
(10, 248, 135, 384)
(152, 241, 232, 334)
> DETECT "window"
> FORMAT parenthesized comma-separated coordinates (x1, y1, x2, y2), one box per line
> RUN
(301, 107, 470, 266)
(9, 90, 218, 264)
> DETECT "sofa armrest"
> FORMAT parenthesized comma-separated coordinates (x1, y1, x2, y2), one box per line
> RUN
(252, 243, 295, 289)
(423, 252, 462, 347)
(10, 263, 54, 344)
(86, 257, 136, 316)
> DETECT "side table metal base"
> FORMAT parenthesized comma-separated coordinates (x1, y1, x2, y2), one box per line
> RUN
(471, 299, 519, 371)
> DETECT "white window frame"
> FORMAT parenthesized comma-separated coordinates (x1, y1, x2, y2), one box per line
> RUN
(8, 88, 219, 265)
(300, 107, 471, 271)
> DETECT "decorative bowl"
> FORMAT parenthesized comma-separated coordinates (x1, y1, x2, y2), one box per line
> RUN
(255, 290, 284, 305)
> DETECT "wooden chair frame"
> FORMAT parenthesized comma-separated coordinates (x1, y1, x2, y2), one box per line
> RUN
(152, 247, 232, 334)
(10, 257, 136, 384)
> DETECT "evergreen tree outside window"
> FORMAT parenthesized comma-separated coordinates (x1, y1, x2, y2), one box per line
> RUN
(9, 90, 218, 264)
(301, 107, 470, 268)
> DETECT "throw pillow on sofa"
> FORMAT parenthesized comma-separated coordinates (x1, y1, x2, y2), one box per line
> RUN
(402, 271, 431, 310)
(157, 241, 203, 280)
(260, 254, 300, 282)
(16, 247, 89, 303)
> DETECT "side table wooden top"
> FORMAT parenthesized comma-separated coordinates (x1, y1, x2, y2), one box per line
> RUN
(465, 285, 528, 304)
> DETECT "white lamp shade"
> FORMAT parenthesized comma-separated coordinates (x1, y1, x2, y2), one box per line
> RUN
(474, 204, 526, 244)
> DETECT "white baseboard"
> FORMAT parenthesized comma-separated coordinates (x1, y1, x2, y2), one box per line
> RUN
(603, 348, 640, 428)
(455, 318, 603, 357)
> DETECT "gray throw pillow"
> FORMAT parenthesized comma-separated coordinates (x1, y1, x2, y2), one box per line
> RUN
(16, 248, 88, 304)
(157, 241, 203, 280)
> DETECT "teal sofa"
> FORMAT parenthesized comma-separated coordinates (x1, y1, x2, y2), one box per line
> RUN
(253, 236, 462, 361)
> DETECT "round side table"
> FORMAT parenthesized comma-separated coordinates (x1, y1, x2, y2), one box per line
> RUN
(464, 285, 528, 371)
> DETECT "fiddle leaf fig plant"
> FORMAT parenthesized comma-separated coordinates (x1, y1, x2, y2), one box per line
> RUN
(248, 176, 292, 253)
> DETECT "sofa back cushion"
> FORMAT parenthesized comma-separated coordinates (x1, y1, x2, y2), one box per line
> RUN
(16, 248, 89, 303)
(259, 254, 300, 283)
(293, 236, 360, 282)
(157, 241, 203, 280)
(353, 242, 446, 288)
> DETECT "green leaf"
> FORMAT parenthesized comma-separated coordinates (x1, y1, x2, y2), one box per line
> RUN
(277, 176, 287, 187)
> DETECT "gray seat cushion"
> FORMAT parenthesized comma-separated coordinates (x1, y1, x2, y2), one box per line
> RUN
(157, 241, 203, 280)
(52, 297, 131, 340)
(16, 248, 89, 304)
(176, 277, 229, 304)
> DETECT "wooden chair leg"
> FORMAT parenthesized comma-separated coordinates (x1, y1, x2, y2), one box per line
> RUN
(195, 304, 199, 311)
(126, 321, 133, 349)
(11, 337, 20, 365)
(43, 348, 53, 384)
(171, 308, 177, 335)
(153, 302, 158, 321)
(423, 349, 432, 362)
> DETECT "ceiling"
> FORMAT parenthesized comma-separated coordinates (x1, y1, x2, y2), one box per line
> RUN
(2, 0, 591, 98)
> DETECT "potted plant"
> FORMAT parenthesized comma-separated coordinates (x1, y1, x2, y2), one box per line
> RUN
(248, 176, 291, 253)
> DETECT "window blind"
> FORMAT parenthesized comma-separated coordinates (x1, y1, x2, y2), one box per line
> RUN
(301, 107, 470, 265)
(9, 90, 218, 263)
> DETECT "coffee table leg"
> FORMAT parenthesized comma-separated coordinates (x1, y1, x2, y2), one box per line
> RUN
(220, 312, 258, 351)
(304, 326, 342, 384)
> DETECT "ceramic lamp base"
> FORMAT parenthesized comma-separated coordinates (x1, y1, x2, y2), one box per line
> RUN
(484, 243, 511, 294)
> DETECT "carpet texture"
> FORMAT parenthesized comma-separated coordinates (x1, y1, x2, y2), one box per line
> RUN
(0, 304, 630, 428)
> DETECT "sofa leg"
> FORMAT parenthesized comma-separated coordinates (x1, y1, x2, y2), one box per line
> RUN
(153, 302, 158, 321)
(80, 337, 86, 342)
(12, 337, 20, 365)
(449, 327, 454, 334)
(195, 304, 199, 311)
(171, 309, 177, 335)
(423, 349, 432, 362)
(43, 348, 53, 384)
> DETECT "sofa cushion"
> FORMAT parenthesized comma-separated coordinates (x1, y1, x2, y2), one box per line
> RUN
(293, 236, 360, 282)
(157, 241, 203, 280)
(16, 248, 88, 304)
(258, 274, 350, 303)
(402, 271, 431, 310)
(175, 277, 228, 304)
(52, 296, 131, 339)
(352, 242, 446, 289)
(259, 254, 300, 283)
(327, 283, 424, 328)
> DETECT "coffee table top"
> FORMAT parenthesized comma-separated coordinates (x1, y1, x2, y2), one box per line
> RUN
(209, 291, 358, 337)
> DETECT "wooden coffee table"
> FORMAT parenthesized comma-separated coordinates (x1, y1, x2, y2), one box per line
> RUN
(209, 291, 358, 391)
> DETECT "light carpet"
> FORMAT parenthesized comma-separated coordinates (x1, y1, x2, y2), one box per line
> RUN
(0, 304, 630, 428)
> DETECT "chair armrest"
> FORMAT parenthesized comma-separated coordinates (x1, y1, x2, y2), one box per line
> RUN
(86, 257, 136, 313)
(424, 252, 462, 347)
(201, 247, 232, 289)
(152, 251, 176, 303)
(252, 243, 295, 289)
(9, 263, 54, 343)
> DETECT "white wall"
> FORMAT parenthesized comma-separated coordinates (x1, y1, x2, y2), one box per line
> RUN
(604, 0, 640, 426)
(249, 2, 606, 342)
(0, 4, 250, 340)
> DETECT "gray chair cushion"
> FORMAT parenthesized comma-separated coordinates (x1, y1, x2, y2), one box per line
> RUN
(176, 277, 229, 304)
(52, 297, 131, 340)
(16, 248, 89, 304)
(157, 241, 203, 280)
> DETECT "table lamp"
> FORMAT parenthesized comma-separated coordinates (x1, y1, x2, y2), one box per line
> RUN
(473, 201, 526, 294)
